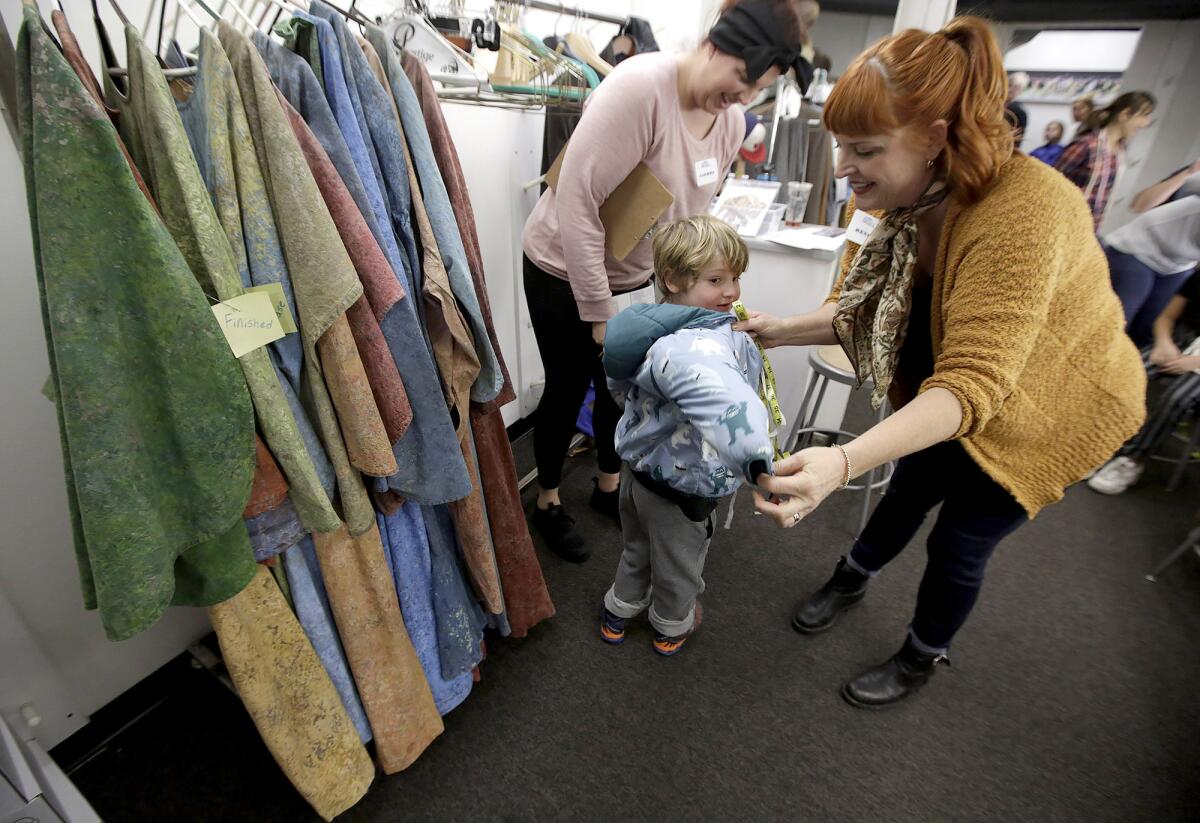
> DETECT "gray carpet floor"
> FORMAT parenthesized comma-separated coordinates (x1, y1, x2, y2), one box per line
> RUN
(66, 400, 1200, 822)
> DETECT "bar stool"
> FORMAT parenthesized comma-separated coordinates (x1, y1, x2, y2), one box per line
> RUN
(787, 345, 894, 534)
(1148, 410, 1200, 492)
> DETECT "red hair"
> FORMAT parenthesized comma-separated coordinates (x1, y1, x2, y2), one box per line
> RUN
(823, 16, 1013, 203)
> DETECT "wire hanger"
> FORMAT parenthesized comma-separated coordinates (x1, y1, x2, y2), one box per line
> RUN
(215, 0, 258, 32)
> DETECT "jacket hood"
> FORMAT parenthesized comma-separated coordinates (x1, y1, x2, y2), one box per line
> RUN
(603, 304, 732, 380)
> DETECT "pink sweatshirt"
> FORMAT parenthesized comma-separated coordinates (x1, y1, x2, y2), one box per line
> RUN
(522, 53, 744, 321)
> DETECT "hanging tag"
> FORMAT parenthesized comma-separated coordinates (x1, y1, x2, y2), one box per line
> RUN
(694, 157, 720, 187)
(846, 210, 881, 245)
(211, 292, 285, 358)
(245, 283, 298, 334)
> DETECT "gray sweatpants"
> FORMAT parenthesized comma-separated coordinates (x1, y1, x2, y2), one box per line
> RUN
(603, 465, 715, 637)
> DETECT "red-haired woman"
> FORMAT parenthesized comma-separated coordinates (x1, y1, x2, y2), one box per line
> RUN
(737, 17, 1145, 707)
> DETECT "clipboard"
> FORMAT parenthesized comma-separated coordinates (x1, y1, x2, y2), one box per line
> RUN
(545, 144, 675, 261)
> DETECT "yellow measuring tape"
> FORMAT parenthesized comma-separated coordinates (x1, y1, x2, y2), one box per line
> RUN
(732, 301, 789, 460)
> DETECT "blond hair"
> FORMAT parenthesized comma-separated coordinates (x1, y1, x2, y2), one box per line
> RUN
(652, 215, 748, 297)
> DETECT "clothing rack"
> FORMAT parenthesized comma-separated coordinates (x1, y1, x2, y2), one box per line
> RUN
(518, 0, 625, 27)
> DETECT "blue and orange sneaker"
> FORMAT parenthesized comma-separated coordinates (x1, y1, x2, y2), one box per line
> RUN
(652, 601, 702, 656)
(600, 605, 626, 644)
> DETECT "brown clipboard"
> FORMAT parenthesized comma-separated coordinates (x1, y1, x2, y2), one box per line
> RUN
(545, 144, 675, 261)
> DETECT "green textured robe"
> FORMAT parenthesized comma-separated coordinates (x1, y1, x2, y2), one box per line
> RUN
(16, 5, 256, 641)
(113, 27, 344, 537)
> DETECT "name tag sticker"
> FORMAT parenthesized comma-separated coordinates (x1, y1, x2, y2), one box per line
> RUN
(846, 209, 881, 245)
(694, 157, 720, 187)
(246, 282, 298, 334)
(212, 291, 285, 358)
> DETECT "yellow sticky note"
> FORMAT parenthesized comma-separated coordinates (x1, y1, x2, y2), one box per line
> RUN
(245, 282, 298, 334)
(212, 291, 285, 358)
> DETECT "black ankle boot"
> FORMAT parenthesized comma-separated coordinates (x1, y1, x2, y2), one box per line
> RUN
(791, 557, 870, 634)
(589, 478, 621, 527)
(531, 504, 589, 563)
(842, 636, 949, 709)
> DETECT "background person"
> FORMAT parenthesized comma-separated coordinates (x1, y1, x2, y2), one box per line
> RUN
(1090, 277, 1200, 495)
(1030, 120, 1066, 166)
(1102, 160, 1200, 345)
(1056, 91, 1157, 231)
(520, 0, 811, 561)
(1071, 93, 1095, 138)
(1004, 70, 1029, 143)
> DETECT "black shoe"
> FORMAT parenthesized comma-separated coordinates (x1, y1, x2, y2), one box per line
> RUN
(531, 504, 589, 562)
(589, 478, 621, 527)
(791, 557, 869, 634)
(841, 636, 950, 709)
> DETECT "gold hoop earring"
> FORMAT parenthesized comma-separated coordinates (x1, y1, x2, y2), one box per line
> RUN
(926, 158, 935, 168)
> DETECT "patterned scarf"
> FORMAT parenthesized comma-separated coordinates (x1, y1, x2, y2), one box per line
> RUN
(833, 179, 949, 409)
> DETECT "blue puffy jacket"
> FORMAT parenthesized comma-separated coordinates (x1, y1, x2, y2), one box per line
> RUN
(604, 304, 775, 498)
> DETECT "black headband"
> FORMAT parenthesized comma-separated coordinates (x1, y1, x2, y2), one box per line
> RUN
(708, 0, 813, 93)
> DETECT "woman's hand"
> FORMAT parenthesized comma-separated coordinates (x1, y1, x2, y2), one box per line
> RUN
(1150, 340, 1182, 366)
(753, 447, 847, 527)
(1160, 354, 1200, 375)
(732, 311, 790, 349)
(592, 321, 607, 349)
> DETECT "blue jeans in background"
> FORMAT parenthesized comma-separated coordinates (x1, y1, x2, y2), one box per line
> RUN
(1106, 245, 1193, 347)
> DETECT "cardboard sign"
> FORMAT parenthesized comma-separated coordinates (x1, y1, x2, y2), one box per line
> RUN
(211, 292, 285, 358)
(545, 144, 675, 262)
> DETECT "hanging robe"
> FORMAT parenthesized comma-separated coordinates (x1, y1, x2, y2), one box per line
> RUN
(17, 6, 255, 641)
(254, 31, 472, 505)
(398, 48, 557, 637)
(209, 567, 375, 821)
(219, 22, 444, 771)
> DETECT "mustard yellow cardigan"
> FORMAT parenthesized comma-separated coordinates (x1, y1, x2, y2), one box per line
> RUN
(830, 153, 1146, 517)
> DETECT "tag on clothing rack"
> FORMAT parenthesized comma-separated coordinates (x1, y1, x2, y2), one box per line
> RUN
(211, 292, 285, 358)
(245, 283, 299, 335)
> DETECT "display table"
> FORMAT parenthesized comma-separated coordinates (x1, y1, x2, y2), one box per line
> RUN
(739, 233, 853, 448)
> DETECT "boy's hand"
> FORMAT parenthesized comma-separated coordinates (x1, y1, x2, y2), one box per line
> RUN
(592, 321, 607, 349)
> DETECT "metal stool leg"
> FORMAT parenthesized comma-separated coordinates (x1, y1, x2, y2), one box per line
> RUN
(789, 371, 820, 453)
(855, 399, 891, 535)
(1146, 524, 1200, 582)
(1166, 415, 1200, 492)
(858, 463, 876, 536)
(803, 376, 829, 450)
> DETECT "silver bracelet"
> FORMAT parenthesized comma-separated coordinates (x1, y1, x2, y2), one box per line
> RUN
(832, 444, 852, 489)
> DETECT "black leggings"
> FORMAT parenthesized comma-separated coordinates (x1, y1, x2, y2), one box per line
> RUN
(849, 441, 1027, 651)
(523, 256, 624, 489)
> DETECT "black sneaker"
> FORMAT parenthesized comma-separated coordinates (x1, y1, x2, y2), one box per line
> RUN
(531, 504, 589, 562)
(589, 478, 621, 527)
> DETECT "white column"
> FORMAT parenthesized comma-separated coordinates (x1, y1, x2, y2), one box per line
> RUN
(892, 0, 956, 34)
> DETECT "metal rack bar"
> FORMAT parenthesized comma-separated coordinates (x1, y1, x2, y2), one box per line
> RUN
(520, 0, 624, 27)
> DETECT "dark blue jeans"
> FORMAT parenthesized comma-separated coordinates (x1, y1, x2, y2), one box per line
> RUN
(849, 441, 1027, 651)
(1106, 245, 1193, 347)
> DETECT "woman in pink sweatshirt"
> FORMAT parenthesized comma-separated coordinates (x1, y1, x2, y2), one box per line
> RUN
(520, 0, 812, 561)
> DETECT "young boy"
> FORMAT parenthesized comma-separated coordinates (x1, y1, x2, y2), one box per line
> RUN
(600, 215, 775, 655)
